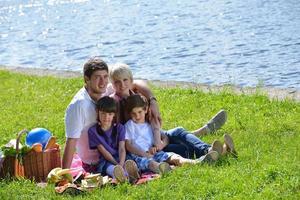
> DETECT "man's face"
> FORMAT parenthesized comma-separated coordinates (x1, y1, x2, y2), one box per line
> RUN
(112, 77, 133, 97)
(85, 70, 109, 95)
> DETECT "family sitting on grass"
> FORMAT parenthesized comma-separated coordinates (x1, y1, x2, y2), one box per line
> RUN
(63, 57, 237, 183)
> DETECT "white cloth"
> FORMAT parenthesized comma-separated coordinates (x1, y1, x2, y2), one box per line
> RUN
(125, 120, 154, 152)
(64, 86, 114, 164)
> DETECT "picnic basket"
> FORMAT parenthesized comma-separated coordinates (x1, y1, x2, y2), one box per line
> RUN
(0, 129, 61, 181)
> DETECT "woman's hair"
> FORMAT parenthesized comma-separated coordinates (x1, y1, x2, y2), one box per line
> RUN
(125, 94, 148, 113)
(109, 63, 133, 83)
(96, 96, 117, 113)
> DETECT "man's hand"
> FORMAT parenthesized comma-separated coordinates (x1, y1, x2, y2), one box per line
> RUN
(154, 140, 165, 151)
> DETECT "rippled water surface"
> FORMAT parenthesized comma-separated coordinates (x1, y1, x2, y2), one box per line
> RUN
(0, 0, 299, 89)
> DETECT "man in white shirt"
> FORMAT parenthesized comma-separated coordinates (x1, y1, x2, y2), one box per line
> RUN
(62, 57, 160, 171)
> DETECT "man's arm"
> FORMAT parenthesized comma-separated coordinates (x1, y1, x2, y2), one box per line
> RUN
(150, 117, 164, 151)
(160, 133, 169, 149)
(62, 138, 78, 169)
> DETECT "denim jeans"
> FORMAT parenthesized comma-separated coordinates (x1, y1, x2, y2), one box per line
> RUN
(162, 127, 211, 159)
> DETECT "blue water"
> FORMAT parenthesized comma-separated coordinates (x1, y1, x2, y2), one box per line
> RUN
(0, 0, 299, 89)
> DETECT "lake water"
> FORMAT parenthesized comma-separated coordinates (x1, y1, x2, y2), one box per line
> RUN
(0, 0, 299, 89)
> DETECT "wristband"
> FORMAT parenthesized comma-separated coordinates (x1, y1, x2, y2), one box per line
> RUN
(149, 96, 157, 102)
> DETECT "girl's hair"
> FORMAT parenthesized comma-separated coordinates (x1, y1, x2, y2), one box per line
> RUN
(96, 96, 117, 113)
(125, 94, 148, 113)
(96, 96, 118, 144)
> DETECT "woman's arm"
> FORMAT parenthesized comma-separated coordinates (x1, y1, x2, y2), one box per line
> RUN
(118, 141, 126, 167)
(97, 144, 118, 165)
(132, 80, 162, 126)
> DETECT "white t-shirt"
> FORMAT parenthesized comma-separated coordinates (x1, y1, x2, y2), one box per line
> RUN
(65, 85, 114, 164)
(125, 119, 154, 152)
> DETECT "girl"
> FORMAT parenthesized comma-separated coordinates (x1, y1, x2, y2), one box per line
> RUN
(88, 96, 140, 183)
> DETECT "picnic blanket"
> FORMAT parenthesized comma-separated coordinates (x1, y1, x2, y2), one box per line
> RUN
(70, 154, 160, 185)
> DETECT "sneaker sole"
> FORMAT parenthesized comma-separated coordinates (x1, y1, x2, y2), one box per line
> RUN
(224, 134, 238, 157)
(199, 151, 219, 163)
(211, 140, 223, 155)
(113, 165, 126, 183)
(124, 160, 140, 183)
(158, 162, 171, 175)
(207, 109, 227, 132)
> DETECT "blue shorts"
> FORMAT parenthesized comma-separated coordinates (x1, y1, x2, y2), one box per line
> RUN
(128, 151, 174, 172)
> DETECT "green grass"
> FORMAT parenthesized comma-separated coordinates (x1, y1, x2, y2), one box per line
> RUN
(0, 70, 299, 199)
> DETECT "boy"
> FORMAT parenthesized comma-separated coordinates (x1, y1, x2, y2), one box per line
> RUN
(125, 94, 220, 174)
(88, 96, 140, 183)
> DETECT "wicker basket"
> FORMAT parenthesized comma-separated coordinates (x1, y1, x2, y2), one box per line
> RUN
(0, 129, 61, 181)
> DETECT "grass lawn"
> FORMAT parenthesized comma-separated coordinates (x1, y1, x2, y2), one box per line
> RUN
(0, 69, 299, 199)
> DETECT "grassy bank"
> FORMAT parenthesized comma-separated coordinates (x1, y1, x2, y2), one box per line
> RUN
(0, 70, 299, 199)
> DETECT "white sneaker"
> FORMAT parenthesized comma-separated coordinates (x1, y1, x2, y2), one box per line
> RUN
(158, 162, 171, 175)
(113, 165, 126, 183)
(124, 160, 140, 183)
(206, 110, 227, 133)
(197, 151, 219, 163)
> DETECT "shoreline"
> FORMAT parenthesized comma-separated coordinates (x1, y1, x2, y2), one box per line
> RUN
(1, 65, 299, 102)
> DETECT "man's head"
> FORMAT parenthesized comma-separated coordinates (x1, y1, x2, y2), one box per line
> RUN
(109, 63, 133, 97)
(83, 57, 108, 79)
(83, 57, 109, 97)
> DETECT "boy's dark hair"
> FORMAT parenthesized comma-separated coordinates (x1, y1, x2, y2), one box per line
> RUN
(96, 96, 117, 113)
(83, 57, 108, 78)
(125, 94, 148, 113)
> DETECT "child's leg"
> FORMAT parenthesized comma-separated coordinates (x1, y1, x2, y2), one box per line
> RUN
(167, 151, 219, 166)
(167, 154, 198, 166)
(105, 164, 115, 178)
(192, 110, 227, 136)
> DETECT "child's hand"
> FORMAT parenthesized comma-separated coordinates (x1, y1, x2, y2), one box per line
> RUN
(148, 147, 157, 155)
(119, 161, 125, 168)
(145, 151, 154, 158)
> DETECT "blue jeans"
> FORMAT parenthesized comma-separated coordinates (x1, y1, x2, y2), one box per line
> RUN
(162, 127, 211, 159)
